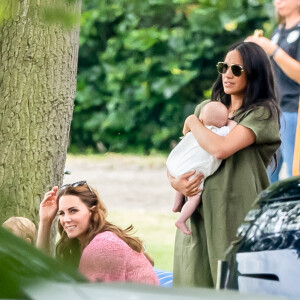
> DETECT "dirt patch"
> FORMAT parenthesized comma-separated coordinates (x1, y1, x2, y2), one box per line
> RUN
(64, 154, 174, 214)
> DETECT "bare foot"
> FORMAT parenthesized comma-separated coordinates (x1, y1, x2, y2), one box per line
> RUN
(175, 220, 192, 235)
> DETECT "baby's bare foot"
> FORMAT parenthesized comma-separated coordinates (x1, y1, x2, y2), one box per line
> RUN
(175, 220, 191, 235)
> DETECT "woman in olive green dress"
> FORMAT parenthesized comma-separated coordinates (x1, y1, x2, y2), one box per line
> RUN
(168, 42, 281, 287)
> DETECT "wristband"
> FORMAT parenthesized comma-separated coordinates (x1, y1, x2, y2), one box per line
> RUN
(270, 46, 280, 59)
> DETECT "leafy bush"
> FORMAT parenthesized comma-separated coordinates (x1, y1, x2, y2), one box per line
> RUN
(71, 0, 275, 154)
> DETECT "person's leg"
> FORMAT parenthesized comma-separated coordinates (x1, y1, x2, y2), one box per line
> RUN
(172, 190, 184, 212)
(281, 112, 297, 177)
(175, 195, 201, 235)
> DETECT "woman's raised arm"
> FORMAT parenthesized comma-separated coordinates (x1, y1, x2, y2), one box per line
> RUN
(245, 36, 300, 84)
(36, 186, 59, 254)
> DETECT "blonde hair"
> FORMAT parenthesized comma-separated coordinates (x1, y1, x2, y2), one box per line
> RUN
(55, 184, 150, 266)
(2, 217, 37, 245)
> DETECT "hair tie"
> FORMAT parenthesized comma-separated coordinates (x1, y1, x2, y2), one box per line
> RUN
(270, 46, 280, 59)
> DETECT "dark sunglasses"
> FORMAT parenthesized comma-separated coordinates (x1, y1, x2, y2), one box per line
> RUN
(60, 180, 95, 196)
(216, 62, 245, 77)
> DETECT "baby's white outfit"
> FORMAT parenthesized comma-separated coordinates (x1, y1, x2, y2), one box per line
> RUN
(166, 125, 230, 192)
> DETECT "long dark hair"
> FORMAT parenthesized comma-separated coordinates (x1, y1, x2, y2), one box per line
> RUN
(212, 41, 281, 169)
(211, 41, 280, 121)
(55, 184, 146, 267)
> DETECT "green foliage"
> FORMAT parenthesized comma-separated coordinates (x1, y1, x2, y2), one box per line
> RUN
(41, 4, 80, 29)
(72, 0, 276, 153)
(0, 228, 84, 298)
(0, 0, 81, 28)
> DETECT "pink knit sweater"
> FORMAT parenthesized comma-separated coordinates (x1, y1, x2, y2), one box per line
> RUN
(79, 231, 159, 285)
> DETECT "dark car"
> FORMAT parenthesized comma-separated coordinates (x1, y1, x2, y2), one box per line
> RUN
(220, 175, 300, 299)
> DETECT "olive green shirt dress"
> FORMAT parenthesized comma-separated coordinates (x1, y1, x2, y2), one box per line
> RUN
(173, 100, 281, 288)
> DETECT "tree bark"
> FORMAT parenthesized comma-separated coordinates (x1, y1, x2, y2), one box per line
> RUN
(0, 0, 81, 224)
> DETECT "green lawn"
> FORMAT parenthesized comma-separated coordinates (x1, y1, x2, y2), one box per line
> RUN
(108, 210, 177, 271)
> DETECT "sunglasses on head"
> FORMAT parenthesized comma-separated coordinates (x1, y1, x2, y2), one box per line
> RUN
(60, 180, 95, 196)
(216, 62, 245, 77)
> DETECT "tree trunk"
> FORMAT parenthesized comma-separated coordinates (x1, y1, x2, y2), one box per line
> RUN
(0, 0, 81, 224)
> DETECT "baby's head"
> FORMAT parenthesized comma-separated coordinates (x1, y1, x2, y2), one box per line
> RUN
(199, 101, 228, 127)
(2, 217, 37, 245)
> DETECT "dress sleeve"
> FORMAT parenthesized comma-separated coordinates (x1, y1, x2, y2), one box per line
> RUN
(79, 233, 127, 282)
(238, 106, 281, 145)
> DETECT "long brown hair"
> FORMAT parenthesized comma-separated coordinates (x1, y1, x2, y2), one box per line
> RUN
(55, 184, 146, 267)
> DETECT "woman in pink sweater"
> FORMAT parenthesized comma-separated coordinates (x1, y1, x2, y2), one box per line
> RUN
(36, 181, 158, 285)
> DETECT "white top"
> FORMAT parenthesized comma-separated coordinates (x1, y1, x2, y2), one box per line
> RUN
(166, 125, 230, 187)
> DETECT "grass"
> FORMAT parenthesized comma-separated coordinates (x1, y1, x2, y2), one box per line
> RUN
(65, 153, 176, 271)
(107, 210, 177, 272)
(66, 152, 168, 167)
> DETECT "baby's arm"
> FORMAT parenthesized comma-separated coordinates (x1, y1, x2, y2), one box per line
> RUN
(227, 120, 238, 131)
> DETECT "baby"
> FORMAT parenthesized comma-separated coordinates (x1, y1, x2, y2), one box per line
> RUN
(2, 216, 37, 245)
(166, 101, 237, 235)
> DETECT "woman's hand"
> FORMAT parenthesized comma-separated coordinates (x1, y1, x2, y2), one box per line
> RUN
(246, 35, 300, 84)
(36, 186, 59, 254)
(245, 36, 277, 56)
(168, 170, 204, 197)
(39, 186, 59, 224)
(183, 115, 201, 136)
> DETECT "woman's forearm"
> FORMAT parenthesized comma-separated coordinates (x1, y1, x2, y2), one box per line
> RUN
(272, 48, 300, 84)
(185, 115, 256, 159)
(245, 36, 300, 84)
(36, 221, 52, 255)
(37, 186, 59, 254)
(185, 115, 226, 157)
